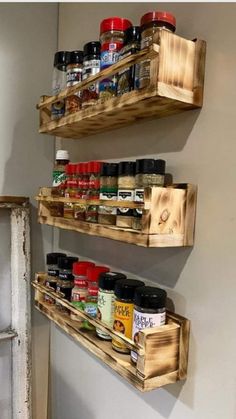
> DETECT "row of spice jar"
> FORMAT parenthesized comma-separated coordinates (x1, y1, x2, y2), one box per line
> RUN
(51, 153, 168, 230)
(51, 10, 176, 119)
(44, 252, 167, 361)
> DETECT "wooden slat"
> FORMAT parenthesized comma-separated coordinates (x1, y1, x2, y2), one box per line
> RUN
(0, 196, 29, 208)
(183, 184, 197, 246)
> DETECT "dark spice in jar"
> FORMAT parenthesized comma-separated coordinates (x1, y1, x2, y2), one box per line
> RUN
(117, 161, 136, 228)
(56, 256, 78, 311)
(66, 50, 84, 114)
(44, 252, 66, 304)
(82, 41, 101, 108)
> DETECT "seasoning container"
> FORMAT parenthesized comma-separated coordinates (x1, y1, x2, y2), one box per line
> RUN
(112, 279, 145, 353)
(66, 50, 84, 114)
(83, 265, 110, 330)
(131, 286, 167, 363)
(81, 162, 89, 199)
(44, 252, 66, 304)
(71, 261, 95, 323)
(96, 272, 127, 340)
(87, 161, 102, 200)
(56, 256, 78, 311)
(116, 161, 136, 228)
(117, 26, 141, 95)
(85, 204, 98, 223)
(64, 164, 77, 219)
(82, 41, 101, 108)
(74, 163, 86, 221)
(51, 51, 70, 120)
(52, 150, 70, 197)
(139, 11, 176, 89)
(98, 163, 118, 225)
(99, 17, 132, 100)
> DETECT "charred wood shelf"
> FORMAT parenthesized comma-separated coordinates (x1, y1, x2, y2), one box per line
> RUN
(33, 273, 190, 392)
(36, 183, 197, 247)
(37, 30, 206, 140)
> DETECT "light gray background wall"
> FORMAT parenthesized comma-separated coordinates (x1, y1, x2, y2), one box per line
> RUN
(48, 3, 236, 419)
(0, 4, 58, 419)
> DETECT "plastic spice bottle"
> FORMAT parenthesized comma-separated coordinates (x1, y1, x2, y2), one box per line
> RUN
(139, 11, 176, 89)
(71, 261, 95, 322)
(83, 265, 110, 330)
(44, 252, 66, 304)
(82, 41, 101, 108)
(133, 159, 166, 230)
(56, 256, 78, 311)
(112, 279, 145, 353)
(116, 161, 136, 228)
(131, 286, 167, 363)
(98, 163, 118, 225)
(52, 150, 70, 197)
(80, 162, 89, 199)
(87, 161, 103, 200)
(51, 51, 70, 120)
(99, 17, 132, 100)
(96, 271, 127, 340)
(66, 50, 84, 114)
(117, 26, 141, 96)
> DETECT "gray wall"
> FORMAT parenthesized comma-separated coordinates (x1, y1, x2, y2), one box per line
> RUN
(0, 4, 58, 419)
(49, 3, 236, 419)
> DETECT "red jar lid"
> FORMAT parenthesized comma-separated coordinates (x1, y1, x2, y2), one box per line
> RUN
(66, 163, 77, 174)
(87, 285, 99, 296)
(73, 261, 95, 275)
(100, 17, 132, 34)
(76, 163, 84, 174)
(140, 11, 176, 29)
(86, 266, 110, 282)
(83, 162, 88, 173)
(74, 279, 88, 288)
(87, 161, 102, 173)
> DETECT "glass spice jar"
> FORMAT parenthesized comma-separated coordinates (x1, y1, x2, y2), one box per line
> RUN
(44, 252, 66, 304)
(51, 51, 70, 120)
(82, 41, 101, 108)
(64, 163, 77, 219)
(99, 16, 132, 100)
(112, 279, 144, 354)
(131, 286, 167, 363)
(56, 256, 78, 312)
(96, 271, 127, 340)
(52, 149, 70, 197)
(117, 161, 136, 228)
(87, 161, 103, 200)
(81, 162, 89, 199)
(98, 163, 118, 225)
(66, 50, 84, 114)
(139, 11, 176, 89)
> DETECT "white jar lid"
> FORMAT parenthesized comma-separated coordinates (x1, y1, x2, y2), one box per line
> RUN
(56, 150, 69, 160)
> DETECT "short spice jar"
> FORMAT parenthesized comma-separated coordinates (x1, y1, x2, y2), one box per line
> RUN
(71, 261, 95, 323)
(131, 286, 167, 363)
(116, 161, 136, 228)
(112, 278, 145, 354)
(56, 256, 78, 311)
(52, 150, 70, 197)
(117, 25, 141, 95)
(96, 271, 127, 340)
(139, 11, 176, 89)
(82, 41, 101, 108)
(66, 50, 84, 114)
(44, 252, 66, 304)
(99, 16, 132, 99)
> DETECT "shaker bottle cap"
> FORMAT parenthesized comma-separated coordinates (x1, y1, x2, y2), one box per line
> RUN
(114, 279, 145, 300)
(99, 272, 127, 290)
(56, 150, 70, 161)
(100, 17, 132, 34)
(134, 286, 167, 309)
(46, 252, 67, 265)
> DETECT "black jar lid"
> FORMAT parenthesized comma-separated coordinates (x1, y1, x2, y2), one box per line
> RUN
(58, 256, 79, 270)
(46, 252, 67, 265)
(134, 286, 167, 309)
(99, 272, 127, 290)
(114, 279, 145, 300)
(124, 26, 141, 45)
(68, 50, 84, 65)
(136, 159, 156, 174)
(54, 51, 71, 69)
(118, 161, 136, 176)
(83, 41, 101, 58)
(107, 163, 119, 176)
(155, 159, 166, 175)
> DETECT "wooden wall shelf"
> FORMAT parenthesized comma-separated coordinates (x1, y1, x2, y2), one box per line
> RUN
(36, 183, 197, 247)
(37, 30, 206, 140)
(33, 273, 190, 392)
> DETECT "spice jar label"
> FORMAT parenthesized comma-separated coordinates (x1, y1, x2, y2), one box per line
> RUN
(134, 189, 144, 202)
(97, 291, 115, 328)
(118, 190, 134, 201)
(99, 191, 118, 200)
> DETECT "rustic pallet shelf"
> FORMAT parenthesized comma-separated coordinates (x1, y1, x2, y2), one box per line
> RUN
(36, 183, 197, 247)
(37, 30, 206, 140)
(33, 273, 190, 392)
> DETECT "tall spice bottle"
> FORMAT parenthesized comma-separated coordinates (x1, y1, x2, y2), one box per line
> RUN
(66, 50, 84, 114)
(82, 41, 101, 108)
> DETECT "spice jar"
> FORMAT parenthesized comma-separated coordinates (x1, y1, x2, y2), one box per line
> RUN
(131, 286, 167, 363)
(44, 252, 66, 304)
(87, 161, 102, 200)
(51, 51, 70, 120)
(64, 164, 77, 219)
(56, 256, 78, 311)
(98, 163, 118, 225)
(133, 159, 166, 230)
(82, 41, 101, 108)
(71, 261, 95, 323)
(139, 11, 176, 89)
(83, 265, 110, 330)
(96, 271, 127, 340)
(117, 26, 141, 95)
(116, 161, 136, 228)
(112, 279, 145, 353)
(52, 150, 70, 197)
(99, 17, 132, 100)
(66, 50, 84, 114)
(81, 162, 89, 199)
